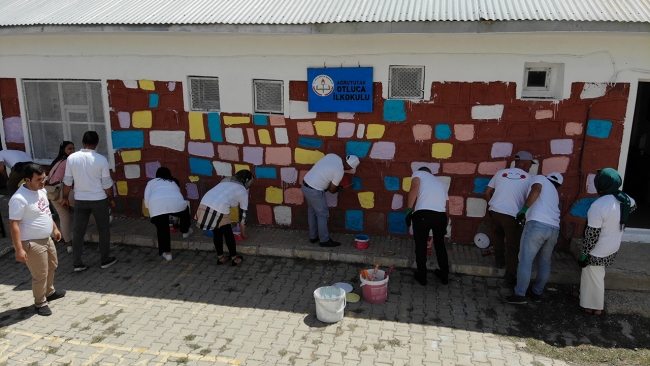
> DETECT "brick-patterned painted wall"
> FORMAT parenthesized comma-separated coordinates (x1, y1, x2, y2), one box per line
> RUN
(0, 78, 26, 151)
(107, 79, 629, 244)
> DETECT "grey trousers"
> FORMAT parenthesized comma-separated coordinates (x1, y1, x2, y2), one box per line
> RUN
(73, 198, 111, 266)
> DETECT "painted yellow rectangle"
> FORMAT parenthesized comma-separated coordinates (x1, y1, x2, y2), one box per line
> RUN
(402, 177, 412, 192)
(357, 191, 375, 209)
(189, 112, 206, 140)
(314, 121, 337, 136)
(189, 176, 200, 182)
(294, 148, 324, 165)
(138, 80, 156, 90)
(366, 124, 385, 139)
(132, 111, 152, 128)
(117, 181, 128, 196)
(432, 143, 453, 159)
(265, 187, 283, 204)
(223, 116, 250, 125)
(258, 129, 272, 145)
(230, 206, 240, 222)
(121, 150, 141, 163)
(142, 200, 150, 217)
(234, 164, 250, 173)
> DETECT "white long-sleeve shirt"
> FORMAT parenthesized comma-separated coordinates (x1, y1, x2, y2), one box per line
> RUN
(63, 149, 113, 201)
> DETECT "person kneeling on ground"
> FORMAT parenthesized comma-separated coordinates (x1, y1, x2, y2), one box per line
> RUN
(144, 167, 193, 261)
(196, 170, 253, 266)
(9, 163, 66, 316)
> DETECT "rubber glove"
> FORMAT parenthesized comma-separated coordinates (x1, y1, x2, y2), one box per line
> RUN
(516, 206, 529, 227)
(336, 186, 343, 193)
(405, 208, 413, 227)
(578, 254, 589, 268)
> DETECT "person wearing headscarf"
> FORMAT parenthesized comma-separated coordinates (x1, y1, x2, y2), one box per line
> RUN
(578, 168, 636, 315)
(48, 141, 75, 253)
(144, 167, 193, 261)
(196, 170, 253, 266)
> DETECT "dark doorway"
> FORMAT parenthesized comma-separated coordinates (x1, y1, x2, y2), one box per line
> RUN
(623, 81, 650, 229)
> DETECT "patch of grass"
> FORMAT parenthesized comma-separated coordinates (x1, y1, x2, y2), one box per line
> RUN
(386, 339, 401, 347)
(89, 315, 107, 323)
(348, 324, 358, 331)
(90, 336, 105, 344)
(80, 326, 91, 331)
(27, 362, 39, 366)
(225, 338, 232, 343)
(2, 302, 10, 307)
(77, 298, 89, 305)
(288, 356, 296, 365)
(199, 349, 211, 356)
(531, 361, 544, 366)
(312, 339, 322, 345)
(45, 346, 59, 354)
(373, 342, 385, 350)
(357, 345, 368, 352)
(300, 335, 307, 341)
(311, 355, 319, 362)
(218, 345, 228, 353)
(278, 349, 287, 357)
(520, 337, 650, 366)
(70, 322, 80, 329)
(175, 357, 189, 364)
(187, 343, 200, 350)
(0, 331, 7, 339)
(99, 302, 108, 307)
(103, 324, 119, 335)
(183, 334, 196, 341)
(113, 332, 125, 337)
(334, 326, 344, 337)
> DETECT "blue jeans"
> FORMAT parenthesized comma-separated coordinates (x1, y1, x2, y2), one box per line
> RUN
(515, 220, 559, 296)
(301, 185, 330, 242)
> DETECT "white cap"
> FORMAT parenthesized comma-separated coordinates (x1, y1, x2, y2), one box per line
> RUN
(346, 155, 360, 170)
(547, 172, 564, 185)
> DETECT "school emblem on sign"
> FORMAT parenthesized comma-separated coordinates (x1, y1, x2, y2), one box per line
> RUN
(312, 75, 334, 97)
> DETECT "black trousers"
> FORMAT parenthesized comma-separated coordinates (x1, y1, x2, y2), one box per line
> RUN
(412, 210, 449, 278)
(213, 218, 237, 257)
(151, 206, 191, 255)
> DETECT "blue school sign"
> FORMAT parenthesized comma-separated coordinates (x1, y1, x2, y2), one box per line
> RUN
(307, 67, 373, 112)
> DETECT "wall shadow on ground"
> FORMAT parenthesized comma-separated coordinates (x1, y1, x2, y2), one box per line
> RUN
(0, 243, 648, 353)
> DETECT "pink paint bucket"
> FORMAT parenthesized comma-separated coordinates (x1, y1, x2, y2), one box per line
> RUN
(360, 269, 388, 304)
(355, 234, 369, 250)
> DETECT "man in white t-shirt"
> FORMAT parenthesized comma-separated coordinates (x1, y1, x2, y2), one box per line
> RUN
(405, 167, 449, 286)
(506, 172, 563, 305)
(0, 149, 33, 194)
(484, 151, 534, 284)
(9, 163, 65, 316)
(301, 154, 360, 247)
(61, 131, 116, 272)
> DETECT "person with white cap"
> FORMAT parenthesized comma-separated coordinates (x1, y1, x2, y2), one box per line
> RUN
(484, 151, 534, 284)
(506, 172, 563, 304)
(302, 154, 360, 247)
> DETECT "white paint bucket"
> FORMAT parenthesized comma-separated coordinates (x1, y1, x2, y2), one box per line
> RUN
(313, 286, 346, 323)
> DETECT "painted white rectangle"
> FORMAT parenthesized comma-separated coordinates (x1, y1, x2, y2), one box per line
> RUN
(471, 105, 504, 120)
(149, 130, 186, 151)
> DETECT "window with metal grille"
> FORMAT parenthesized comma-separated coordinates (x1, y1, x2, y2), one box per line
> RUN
(253, 79, 284, 114)
(389, 66, 425, 99)
(522, 62, 564, 99)
(189, 76, 220, 111)
(22, 80, 108, 161)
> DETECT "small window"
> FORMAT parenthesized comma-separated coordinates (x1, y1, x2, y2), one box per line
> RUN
(189, 76, 220, 111)
(253, 79, 283, 114)
(389, 66, 424, 99)
(522, 62, 564, 99)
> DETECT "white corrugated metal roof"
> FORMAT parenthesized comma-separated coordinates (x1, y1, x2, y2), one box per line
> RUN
(0, 0, 648, 26)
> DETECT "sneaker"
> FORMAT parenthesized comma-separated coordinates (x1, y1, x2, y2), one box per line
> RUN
(506, 295, 528, 305)
(182, 228, 194, 239)
(101, 257, 117, 269)
(46, 290, 66, 302)
(35, 305, 52, 316)
(67, 246, 73, 254)
(309, 238, 319, 244)
(162, 253, 172, 261)
(319, 239, 341, 247)
(526, 290, 542, 303)
(74, 264, 87, 272)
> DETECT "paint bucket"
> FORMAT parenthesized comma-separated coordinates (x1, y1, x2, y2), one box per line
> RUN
(313, 286, 346, 323)
(355, 234, 369, 250)
(234, 233, 244, 242)
(360, 269, 389, 304)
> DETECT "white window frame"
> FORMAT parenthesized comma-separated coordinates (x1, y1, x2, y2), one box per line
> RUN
(21, 79, 111, 165)
(253, 79, 284, 114)
(522, 62, 564, 100)
(188, 76, 221, 112)
(388, 65, 425, 100)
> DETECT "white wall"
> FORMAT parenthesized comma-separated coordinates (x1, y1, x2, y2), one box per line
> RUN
(1, 31, 649, 173)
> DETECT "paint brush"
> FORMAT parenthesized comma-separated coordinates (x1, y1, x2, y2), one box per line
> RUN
(384, 265, 395, 279)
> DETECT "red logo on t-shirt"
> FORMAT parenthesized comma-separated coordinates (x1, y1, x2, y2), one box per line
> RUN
(38, 197, 52, 217)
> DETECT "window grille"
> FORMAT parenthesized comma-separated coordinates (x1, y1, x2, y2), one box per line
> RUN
(389, 66, 425, 99)
(253, 79, 283, 114)
(189, 76, 220, 111)
(522, 62, 563, 99)
(22, 80, 107, 160)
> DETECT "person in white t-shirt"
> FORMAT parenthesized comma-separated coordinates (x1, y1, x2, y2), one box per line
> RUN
(9, 163, 65, 316)
(0, 149, 33, 194)
(484, 151, 534, 284)
(301, 154, 360, 248)
(405, 167, 449, 286)
(506, 173, 563, 305)
(196, 170, 253, 266)
(578, 168, 635, 315)
(144, 167, 193, 262)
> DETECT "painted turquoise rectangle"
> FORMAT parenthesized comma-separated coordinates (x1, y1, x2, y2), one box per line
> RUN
(111, 130, 144, 149)
(388, 211, 407, 234)
(298, 137, 323, 149)
(435, 124, 452, 140)
(149, 94, 159, 108)
(255, 167, 277, 179)
(570, 198, 598, 218)
(383, 100, 406, 122)
(345, 210, 364, 231)
(189, 157, 213, 176)
(351, 176, 362, 190)
(254, 115, 269, 126)
(384, 176, 400, 191)
(345, 141, 372, 158)
(586, 120, 613, 138)
(207, 113, 223, 142)
(473, 177, 491, 194)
